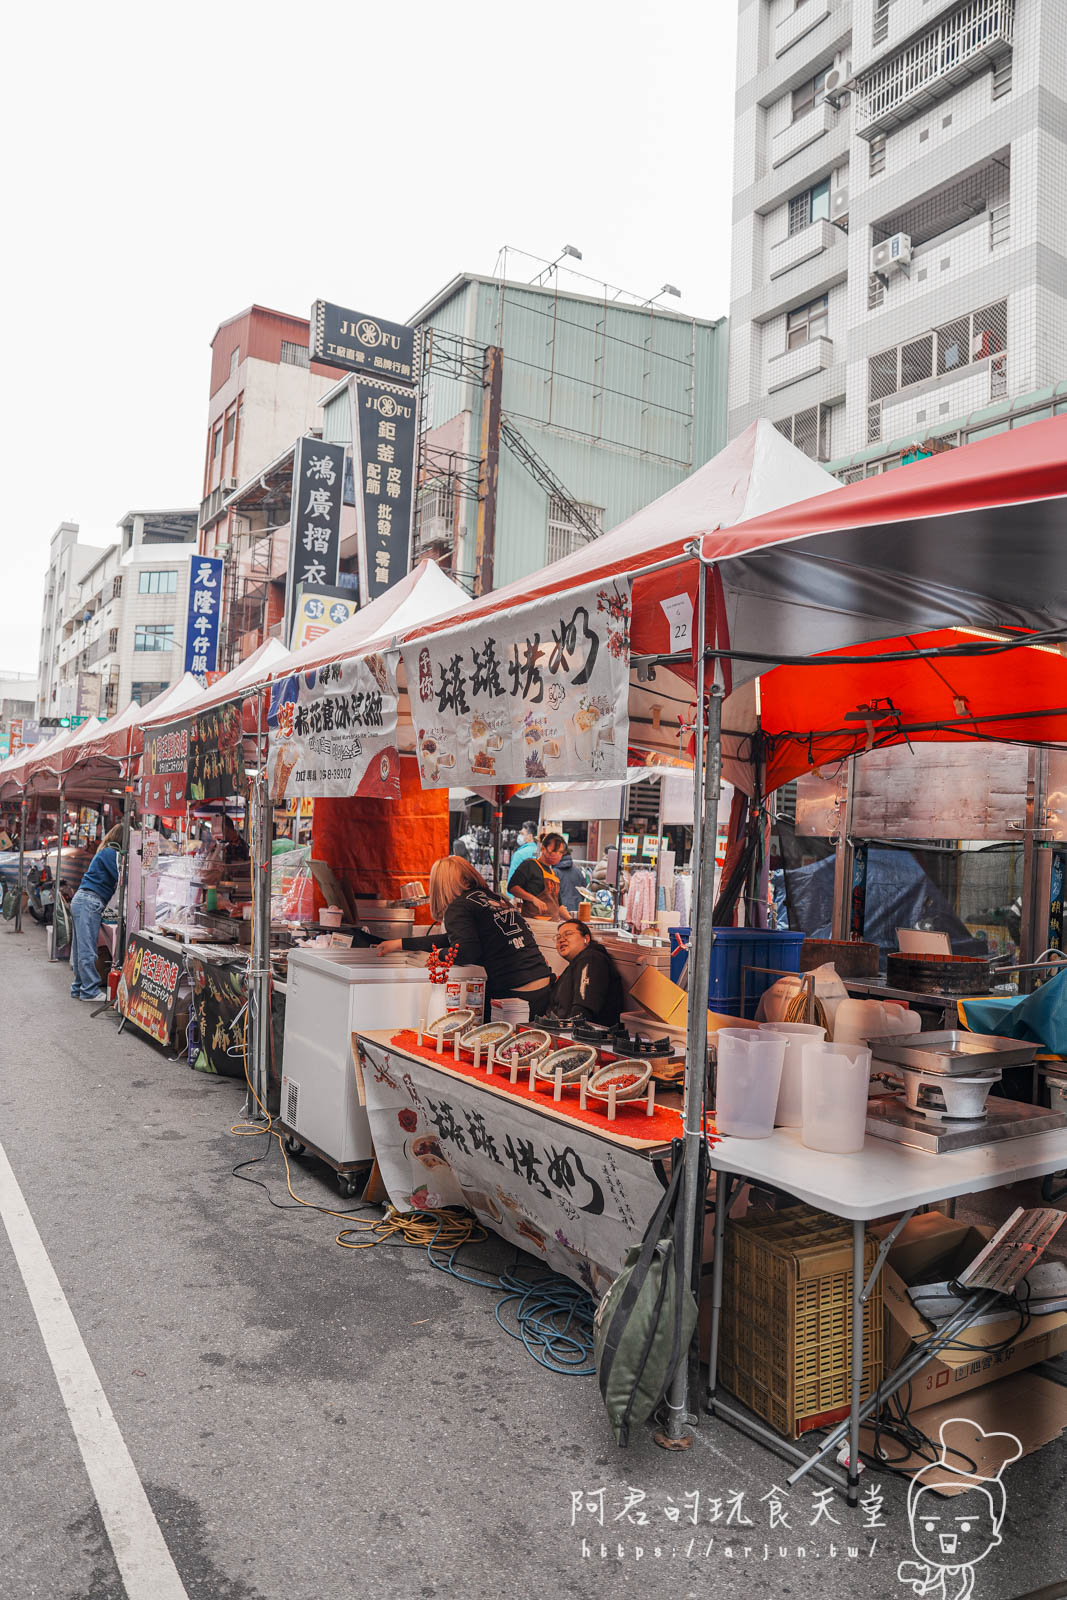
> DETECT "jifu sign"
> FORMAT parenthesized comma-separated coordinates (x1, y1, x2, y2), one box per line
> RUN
(310, 299, 417, 386)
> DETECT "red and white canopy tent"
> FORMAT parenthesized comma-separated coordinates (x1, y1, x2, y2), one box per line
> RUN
(368, 416, 1067, 1449)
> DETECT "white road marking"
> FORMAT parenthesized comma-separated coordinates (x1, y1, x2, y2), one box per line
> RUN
(0, 1137, 189, 1599)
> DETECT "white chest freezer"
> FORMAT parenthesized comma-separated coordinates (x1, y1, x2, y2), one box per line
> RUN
(281, 948, 440, 1165)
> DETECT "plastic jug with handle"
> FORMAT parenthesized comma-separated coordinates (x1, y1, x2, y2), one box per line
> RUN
(801, 1041, 872, 1153)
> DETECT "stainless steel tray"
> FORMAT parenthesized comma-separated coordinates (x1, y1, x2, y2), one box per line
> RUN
(865, 1095, 1067, 1153)
(865, 1030, 1038, 1076)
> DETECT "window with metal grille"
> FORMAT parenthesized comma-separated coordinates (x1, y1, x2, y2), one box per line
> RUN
(868, 403, 883, 444)
(134, 624, 174, 652)
(224, 412, 235, 446)
(873, 0, 893, 46)
(786, 294, 828, 349)
(108, 628, 119, 651)
(901, 334, 934, 388)
(773, 418, 792, 441)
(111, 576, 122, 600)
(138, 570, 178, 595)
(868, 274, 886, 311)
(787, 177, 830, 236)
(280, 340, 310, 368)
(229, 347, 239, 377)
(547, 497, 603, 563)
(792, 67, 828, 121)
(869, 135, 886, 177)
(973, 300, 1007, 358)
(792, 407, 819, 457)
(937, 317, 969, 375)
(213, 426, 222, 459)
(104, 681, 119, 715)
(990, 353, 1007, 399)
(869, 347, 898, 401)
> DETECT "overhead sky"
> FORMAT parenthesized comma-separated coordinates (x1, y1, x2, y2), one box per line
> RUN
(1, 0, 737, 676)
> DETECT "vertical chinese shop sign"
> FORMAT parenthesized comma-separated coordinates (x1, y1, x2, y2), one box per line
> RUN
(350, 378, 417, 605)
(284, 438, 346, 647)
(184, 557, 223, 682)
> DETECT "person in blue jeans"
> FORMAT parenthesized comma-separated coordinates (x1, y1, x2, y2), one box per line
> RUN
(70, 824, 124, 1001)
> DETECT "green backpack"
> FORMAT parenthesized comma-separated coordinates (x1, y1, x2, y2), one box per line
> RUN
(594, 1137, 700, 1446)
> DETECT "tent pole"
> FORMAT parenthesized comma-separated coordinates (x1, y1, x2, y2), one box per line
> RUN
(50, 783, 64, 962)
(114, 767, 134, 977)
(15, 793, 26, 934)
(492, 785, 504, 895)
(248, 696, 271, 1120)
(665, 562, 723, 1441)
(613, 782, 626, 924)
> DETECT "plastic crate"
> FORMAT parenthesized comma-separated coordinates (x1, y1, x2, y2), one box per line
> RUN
(673, 927, 804, 1017)
(718, 1203, 884, 1440)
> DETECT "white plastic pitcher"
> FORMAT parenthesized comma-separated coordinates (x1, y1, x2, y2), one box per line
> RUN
(759, 1021, 826, 1127)
(801, 1041, 872, 1153)
(715, 1028, 788, 1139)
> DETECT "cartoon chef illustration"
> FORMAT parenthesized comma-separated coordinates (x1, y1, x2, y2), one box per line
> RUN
(898, 1417, 1022, 1600)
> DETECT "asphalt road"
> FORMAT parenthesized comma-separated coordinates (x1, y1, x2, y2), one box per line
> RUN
(0, 920, 1064, 1600)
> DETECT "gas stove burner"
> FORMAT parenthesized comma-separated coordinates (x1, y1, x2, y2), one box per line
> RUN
(902, 1066, 1000, 1121)
(612, 1030, 671, 1059)
(570, 1020, 613, 1045)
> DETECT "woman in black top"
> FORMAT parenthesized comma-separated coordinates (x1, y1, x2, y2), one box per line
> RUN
(545, 919, 625, 1026)
(376, 855, 552, 1012)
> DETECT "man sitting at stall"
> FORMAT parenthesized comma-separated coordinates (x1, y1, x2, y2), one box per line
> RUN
(508, 831, 567, 919)
(546, 919, 625, 1027)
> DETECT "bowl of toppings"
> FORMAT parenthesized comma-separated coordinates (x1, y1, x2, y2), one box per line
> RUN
(495, 1028, 553, 1069)
(533, 1044, 598, 1084)
(430, 1008, 475, 1039)
(457, 1021, 515, 1055)
(586, 1062, 652, 1103)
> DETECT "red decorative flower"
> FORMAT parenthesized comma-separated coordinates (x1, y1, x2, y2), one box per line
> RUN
(398, 1108, 418, 1133)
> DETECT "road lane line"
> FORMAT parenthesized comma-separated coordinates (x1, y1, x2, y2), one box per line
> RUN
(0, 1137, 189, 1600)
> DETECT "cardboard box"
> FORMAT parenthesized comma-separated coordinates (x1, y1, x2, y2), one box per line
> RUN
(628, 967, 757, 1035)
(875, 1211, 1067, 1409)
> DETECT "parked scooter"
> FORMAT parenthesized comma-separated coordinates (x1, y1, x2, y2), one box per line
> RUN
(25, 860, 54, 924)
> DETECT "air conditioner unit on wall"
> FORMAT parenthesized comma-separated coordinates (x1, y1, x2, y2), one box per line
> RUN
(870, 233, 912, 276)
(825, 53, 852, 97)
(831, 186, 849, 226)
(222, 477, 238, 493)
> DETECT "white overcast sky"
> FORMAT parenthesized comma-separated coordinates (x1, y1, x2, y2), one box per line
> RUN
(0, 0, 737, 676)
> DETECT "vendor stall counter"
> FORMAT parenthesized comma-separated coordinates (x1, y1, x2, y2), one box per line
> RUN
(281, 949, 473, 1186)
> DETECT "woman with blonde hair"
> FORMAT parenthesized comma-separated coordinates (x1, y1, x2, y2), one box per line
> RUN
(376, 854, 552, 1013)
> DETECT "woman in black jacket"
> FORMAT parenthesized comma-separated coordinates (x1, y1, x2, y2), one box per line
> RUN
(376, 855, 552, 1012)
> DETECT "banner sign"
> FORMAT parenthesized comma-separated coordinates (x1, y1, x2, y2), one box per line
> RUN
(266, 653, 401, 802)
(18, 719, 40, 748)
(311, 300, 417, 386)
(184, 557, 223, 683)
(186, 950, 248, 1079)
(142, 719, 188, 815)
(285, 438, 345, 646)
(188, 701, 245, 802)
(117, 934, 181, 1046)
(351, 378, 418, 604)
(402, 580, 631, 788)
(289, 583, 358, 653)
(352, 1034, 662, 1295)
(8, 719, 23, 755)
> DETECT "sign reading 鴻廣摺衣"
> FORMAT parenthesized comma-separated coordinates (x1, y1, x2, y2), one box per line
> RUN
(400, 580, 631, 790)
(284, 438, 346, 647)
(266, 653, 401, 803)
(310, 300, 417, 386)
(184, 557, 223, 683)
(142, 719, 188, 815)
(350, 378, 417, 604)
(117, 935, 182, 1046)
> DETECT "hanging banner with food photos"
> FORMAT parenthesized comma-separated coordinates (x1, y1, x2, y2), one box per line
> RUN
(142, 719, 189, 815)
(401, 580, 631, 788)
(188, 701, 245, 802)
(265, 652, 401, 802)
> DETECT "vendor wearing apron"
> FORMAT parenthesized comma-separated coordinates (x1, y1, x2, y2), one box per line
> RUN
(376, 855, 553, 1015)
(508, 832, 567, 919)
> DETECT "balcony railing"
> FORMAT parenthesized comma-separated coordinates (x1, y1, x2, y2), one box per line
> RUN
(775, 0, 830, 58)
(855, 0, 1014, 140)
(769, 218, 843, 281)
(772, 101, 838, 170)
(767, 336, 834, 393)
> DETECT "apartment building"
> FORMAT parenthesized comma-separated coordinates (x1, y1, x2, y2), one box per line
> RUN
(729, 0, 1067, 475)
(44, 509, 197, 720)
(37, 523, 112, 715)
